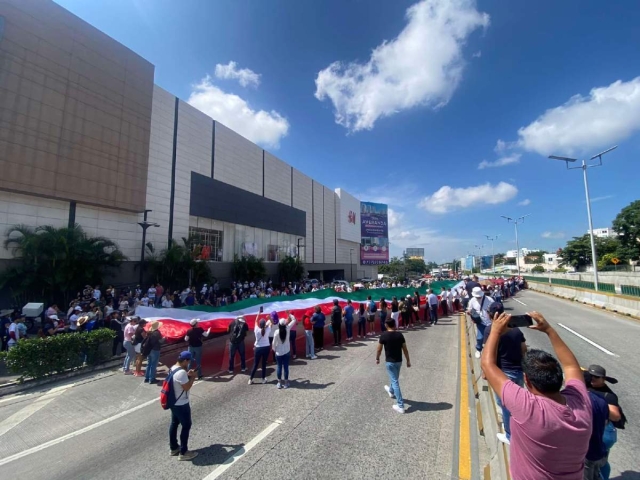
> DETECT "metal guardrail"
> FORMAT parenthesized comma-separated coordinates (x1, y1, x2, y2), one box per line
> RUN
(621, 285, 640, 298)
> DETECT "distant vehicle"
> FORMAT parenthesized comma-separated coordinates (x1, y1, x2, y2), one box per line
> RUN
(358, 277, 374, 283)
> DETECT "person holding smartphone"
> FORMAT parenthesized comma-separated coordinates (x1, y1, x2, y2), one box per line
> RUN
(168, 351, 198, 461)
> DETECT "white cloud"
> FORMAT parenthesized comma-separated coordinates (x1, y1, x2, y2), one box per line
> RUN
(590, 195, 614, 203)
(494, 139, 507, 153)
(478, 153, 521, 169)
(472, 50, 482, 58)
(188, 76, 289, 148)
(214, 61, 261, 88)
(392, 231, 420, 241)
(518, 199, 531, 206)
(418, 181, 518, 214)
(542, 231, 565, 239)
(388, 208, 404, 230)
(314, 0, 489, 132)
(517, 76, 640, 155)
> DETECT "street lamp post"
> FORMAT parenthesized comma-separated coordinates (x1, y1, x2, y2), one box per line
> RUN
(501, 215, 531, 277)
(548, 146, 617, 292)
(349, 248, 354, 281)
(138, 210, 160, 287)
(485, 235, 500, 275)
(474, 244, 485, 272)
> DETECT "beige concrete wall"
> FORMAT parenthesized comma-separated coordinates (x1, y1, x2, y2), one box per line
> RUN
(0, 0, 154, 212)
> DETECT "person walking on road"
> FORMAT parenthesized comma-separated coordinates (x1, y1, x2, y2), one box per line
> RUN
(228, 316, 248, 373)
(377, 318, 411, 414)
(122, 316, 138, 374)
(302, 314, 317, 359)
(248, 318, 271, 385)
(481, 311, 592, 480)
(467, 286, 494, 358)
(272, 313, 297, 389)
(168, 351, 198, 461)
(330, 299, 343, 346)
(311, 305, 326, 351)
(481, 302, 527, 445)
(185, 319, 211, 380)
(357, 302, 367, 338)
(143, 321, 164, 384)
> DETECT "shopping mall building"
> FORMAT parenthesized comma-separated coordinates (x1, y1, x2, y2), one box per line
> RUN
(0, 0, 382, 284)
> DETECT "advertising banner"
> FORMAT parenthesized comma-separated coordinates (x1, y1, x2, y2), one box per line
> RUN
(360, 201, 389, 265)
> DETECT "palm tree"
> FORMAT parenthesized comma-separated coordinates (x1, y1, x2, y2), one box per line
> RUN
(0, 224, 126, 305)
(146, 237, 212, 291)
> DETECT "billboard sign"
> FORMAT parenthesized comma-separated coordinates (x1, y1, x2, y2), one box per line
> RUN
(335, 188, 361, 243)
(360, 201, 389, 265)
(405, 248, 425, 258)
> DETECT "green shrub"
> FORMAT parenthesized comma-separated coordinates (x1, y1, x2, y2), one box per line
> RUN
(553, 267, 568, 273)
(0, 328, 116, 382)
(531, 265, 545, 273)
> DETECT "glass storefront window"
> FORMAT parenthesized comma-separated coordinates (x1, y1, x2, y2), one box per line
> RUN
(188, 227, 223, 262)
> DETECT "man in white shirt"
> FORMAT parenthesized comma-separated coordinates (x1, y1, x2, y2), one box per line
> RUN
(168, 351, 198, 461)
(93, 285, 101, 301)
(147, 286, 156, 304)
(467, 286, 494, 358)
(427, 290, 439, 325)
(7, 316, 22, 349)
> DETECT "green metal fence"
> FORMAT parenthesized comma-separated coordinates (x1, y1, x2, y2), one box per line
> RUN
(621, 285, 640, 298)
(523, 275, 616, 293)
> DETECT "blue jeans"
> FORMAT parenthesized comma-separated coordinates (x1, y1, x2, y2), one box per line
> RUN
(169, 403, 192, 454)
(250, 346, 269, 380)
(475, 322, 487, 352)
(122, 340, 135, 371)
(601, 422, 617, 480)
(145, 349, 160, 382)
(430, 305, 438, 324)
(494, 370, 524, 439)
(276, 352, 290, 380)
(304, 330, 314, 357)
(188, 346, 203, 377)
(357, 318, 366, 336)
(289, 330, 297, 356)
(345, 320, 353, 338)
(385, 362, 404, 409)
(228, 341, 246, 371)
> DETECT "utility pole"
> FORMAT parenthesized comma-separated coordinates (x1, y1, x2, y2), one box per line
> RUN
(138, 210, 159, 287)
(501, 215, 530, 277)
(485, 235, 500, 275)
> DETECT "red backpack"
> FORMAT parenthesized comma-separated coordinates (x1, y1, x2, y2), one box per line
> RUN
(160, 367, 185, 410)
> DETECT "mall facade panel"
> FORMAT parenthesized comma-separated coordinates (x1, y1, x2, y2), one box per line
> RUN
(0, 0, 379, 284)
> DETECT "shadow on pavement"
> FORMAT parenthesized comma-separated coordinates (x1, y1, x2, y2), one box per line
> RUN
(191, 443, 244, 466)
(611, 472, 640, 480)
(343, 342, 366, 347)
(403, 400, 453, 414)
(314, 354, 340, 360)
(290, 379, 336, 390)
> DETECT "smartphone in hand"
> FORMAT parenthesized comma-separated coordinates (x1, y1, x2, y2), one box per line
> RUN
(508, 314, 533, 328)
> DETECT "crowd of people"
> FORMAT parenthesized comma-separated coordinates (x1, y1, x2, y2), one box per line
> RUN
(468, 278, 626, 480)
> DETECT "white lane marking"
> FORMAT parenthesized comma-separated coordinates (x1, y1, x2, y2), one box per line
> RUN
(513, 298, 527, 306)
(0, 397, 157, 466)
(203, 419, 284, 480)
(557, 323, 618, 357)
(0, 388, 68, 437)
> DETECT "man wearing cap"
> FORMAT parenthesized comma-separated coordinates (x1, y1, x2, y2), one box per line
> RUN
(467, 286, 495, 358)
(69, 306, 82, 333)
(586, 365, 625, 480)
(185, 319, 211, 380)
(482, 302, 527, 445)
(168, 351, 198, 461)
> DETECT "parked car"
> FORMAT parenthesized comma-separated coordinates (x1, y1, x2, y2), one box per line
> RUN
(358, 277, 374, 283)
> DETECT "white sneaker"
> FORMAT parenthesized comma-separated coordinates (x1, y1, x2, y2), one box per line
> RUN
(276, 382, 282, 389)
(311, 356, 318, 360)
(497, 432, 510, 445)
(384, 385, 395, 398)
(392, 404, 405, 414)
(248, 378, 253, 385)
(475, 351, 481, 359)
(262, 378, 268, 384)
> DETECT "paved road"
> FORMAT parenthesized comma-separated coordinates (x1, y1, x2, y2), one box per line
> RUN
(0, 316, 463, 480)
(504, 290, 640, 480)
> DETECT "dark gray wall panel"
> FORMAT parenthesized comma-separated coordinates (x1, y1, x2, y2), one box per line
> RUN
(190, 172, 306, 237)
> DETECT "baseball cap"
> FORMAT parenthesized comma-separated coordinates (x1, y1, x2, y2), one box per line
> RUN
(190, 318, 198, 326)
(178, 351, 192, 362)
(587, 364, 618, 384)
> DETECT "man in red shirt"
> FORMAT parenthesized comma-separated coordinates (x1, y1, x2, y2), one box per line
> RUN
(482, 311, 592, 480)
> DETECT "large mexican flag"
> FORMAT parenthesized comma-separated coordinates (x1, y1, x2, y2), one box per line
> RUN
(135, 280, 461, 340)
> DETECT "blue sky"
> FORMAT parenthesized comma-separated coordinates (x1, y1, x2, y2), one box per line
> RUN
(55, 0, 640, 263)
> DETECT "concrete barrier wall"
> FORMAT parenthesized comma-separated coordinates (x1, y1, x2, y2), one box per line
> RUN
(526, 271, 640, 287)
(527, 282, 640, 318)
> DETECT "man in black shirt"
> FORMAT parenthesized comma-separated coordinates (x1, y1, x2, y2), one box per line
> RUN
(377, 318, 411, 414)
(482, 302, 526, 445)
(464, 276, 481, 298)
(227, 315, 248, 374)
(330, 299, 343, 346)
(185, 319, 210, 380)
